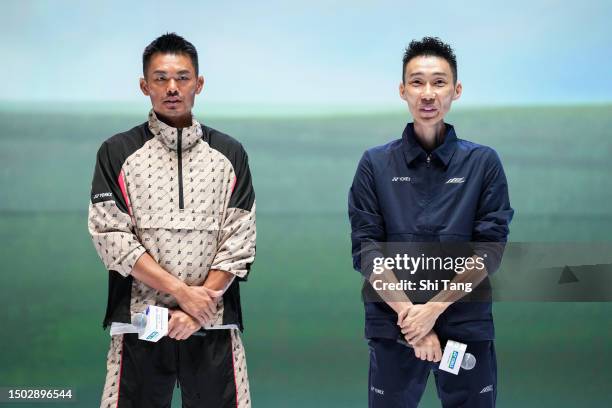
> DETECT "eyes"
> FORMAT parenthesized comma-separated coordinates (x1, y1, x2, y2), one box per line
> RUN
(153, 75, 191, 82)
(410, 79, 447, 87)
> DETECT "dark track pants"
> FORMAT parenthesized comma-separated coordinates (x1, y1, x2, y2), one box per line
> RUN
(100, 329, 250, 408)
(368, 338, 497, 408)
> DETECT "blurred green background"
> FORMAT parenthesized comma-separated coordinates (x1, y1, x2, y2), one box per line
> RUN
(2, 0, 612, 406)
(0, 105, 611, 406)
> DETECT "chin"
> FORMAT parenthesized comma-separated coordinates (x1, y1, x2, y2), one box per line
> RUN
(420, 112, 444, 122)
(158, 107, 184, 117)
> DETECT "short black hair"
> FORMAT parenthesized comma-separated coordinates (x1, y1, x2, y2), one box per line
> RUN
(402, 37, 457, 84)
(142, 33, 199, 76)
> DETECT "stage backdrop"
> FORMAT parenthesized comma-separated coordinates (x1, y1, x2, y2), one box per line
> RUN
(1, 1, 611, 407)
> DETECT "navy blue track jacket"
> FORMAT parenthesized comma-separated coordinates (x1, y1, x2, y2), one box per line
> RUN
(349, 122, 514, 341)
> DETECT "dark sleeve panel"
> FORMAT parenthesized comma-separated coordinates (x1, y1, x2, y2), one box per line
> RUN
(90, 122, 154, 209)
(91, 141, 129, 211)
(203, 125, 255, 211)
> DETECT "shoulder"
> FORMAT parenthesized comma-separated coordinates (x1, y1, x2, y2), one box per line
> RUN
(202, 124, 249, 167)
(362, 138, 404, 164)
(203, 125, 246, 153)
(98, 122, 152, 158)
(95, 122, 152, 171)
(456, 138, 502, 165)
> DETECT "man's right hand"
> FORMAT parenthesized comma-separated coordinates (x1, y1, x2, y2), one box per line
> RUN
(409, 331, 442, 362)
(174, 285, 223, 326)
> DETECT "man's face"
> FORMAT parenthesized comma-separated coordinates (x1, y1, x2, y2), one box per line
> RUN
(399, 55, 462, 124)
(140, 52, 204, 123)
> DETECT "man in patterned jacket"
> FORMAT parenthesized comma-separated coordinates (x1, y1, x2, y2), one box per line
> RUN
(88, 33, 256, 408)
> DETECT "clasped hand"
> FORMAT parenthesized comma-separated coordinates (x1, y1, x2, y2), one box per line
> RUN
(397, 303, 445, 362)
(167, 284, 223, 340)
(397, 303, 444, 345)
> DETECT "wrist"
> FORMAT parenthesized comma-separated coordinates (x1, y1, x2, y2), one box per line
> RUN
(204, 269, 234, 293)
(428, 302, 450, 315)
(389, 301, 412, 315)
(170, 280, 187, 300)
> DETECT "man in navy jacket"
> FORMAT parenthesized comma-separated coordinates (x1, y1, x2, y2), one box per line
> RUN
(349, 37, 513, 407)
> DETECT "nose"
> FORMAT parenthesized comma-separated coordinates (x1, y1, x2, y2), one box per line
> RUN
(166, 78, 179, 95)
(421, 83, 435, 101)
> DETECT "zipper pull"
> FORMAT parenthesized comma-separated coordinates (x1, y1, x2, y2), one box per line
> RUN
(426, 154, 431, 167)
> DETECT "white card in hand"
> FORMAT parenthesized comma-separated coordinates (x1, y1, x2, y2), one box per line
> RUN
(439, 340, 467, 375)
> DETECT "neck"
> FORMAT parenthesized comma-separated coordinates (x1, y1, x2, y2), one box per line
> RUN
(413, 121, 446, 152)
(155, 111, 192, 129)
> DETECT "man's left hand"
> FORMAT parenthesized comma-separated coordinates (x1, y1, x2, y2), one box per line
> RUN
(398, 303, 447, 345)
(167, 309, 202, 340)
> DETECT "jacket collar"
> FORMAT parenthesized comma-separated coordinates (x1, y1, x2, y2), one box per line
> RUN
(402, 122, 458, 167)
(147, 109, 203, 151)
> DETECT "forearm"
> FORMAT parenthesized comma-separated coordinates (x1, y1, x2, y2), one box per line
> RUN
(131, 252, 186, 298)
(369, 267, 414, 314)
(428, 255, 488, 308)
(203, 269, 234, 293)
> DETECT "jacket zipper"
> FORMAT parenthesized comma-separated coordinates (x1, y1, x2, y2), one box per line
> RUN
(177, 129, 184, 209)
(426, 154, 431, 168)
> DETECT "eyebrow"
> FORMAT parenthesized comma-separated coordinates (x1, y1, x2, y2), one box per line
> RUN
(151, 70, 192, 75)
(408, 71, 448, 78)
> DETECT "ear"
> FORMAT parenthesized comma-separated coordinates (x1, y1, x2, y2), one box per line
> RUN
(452, 80, 462, 101)
(399, 81, 408, 102)
(195, 75, 204, 95)
(139, 78, 150, 96)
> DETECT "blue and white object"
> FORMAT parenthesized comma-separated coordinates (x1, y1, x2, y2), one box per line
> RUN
(439, 340, 468, 375)
(109, 305, 169, 342)
(136, 305, 168, 342)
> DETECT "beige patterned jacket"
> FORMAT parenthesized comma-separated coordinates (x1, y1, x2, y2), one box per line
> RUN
(88, 110, 256, 330)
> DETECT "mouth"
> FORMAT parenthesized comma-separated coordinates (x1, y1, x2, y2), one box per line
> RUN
(419, 106, 438, 116)
(163, 99, 182, 108)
